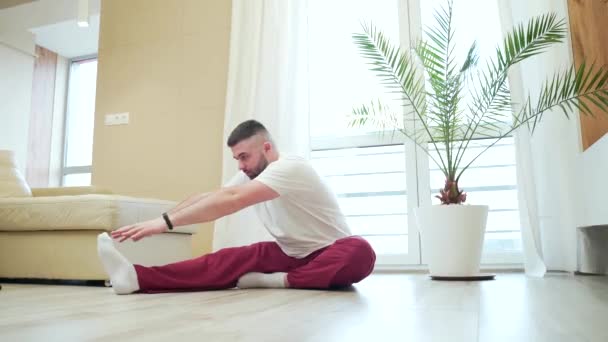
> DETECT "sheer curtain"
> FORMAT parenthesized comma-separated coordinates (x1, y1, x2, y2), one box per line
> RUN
(213, 0, 310, 251)
(499, 0, 581, 275)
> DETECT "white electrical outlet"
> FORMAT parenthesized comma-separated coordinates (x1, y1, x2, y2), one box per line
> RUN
(117, 112, 129, 124)
(105, 112, 130, 126)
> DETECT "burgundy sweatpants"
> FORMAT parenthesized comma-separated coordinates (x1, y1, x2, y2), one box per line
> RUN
(134, 236, 376, 293)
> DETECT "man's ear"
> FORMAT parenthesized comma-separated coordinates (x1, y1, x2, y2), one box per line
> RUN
(263, 141, 272, 152)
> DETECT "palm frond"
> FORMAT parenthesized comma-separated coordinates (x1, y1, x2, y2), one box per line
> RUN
(454, 12, 568, 177)
(349, 100, 447, 170)
(457, 62, 608, 181)
(352, 25, 426, 112)
(413, 0, 465, 178)
(352, 22, 449, 173)
(523, 62, 608, 131)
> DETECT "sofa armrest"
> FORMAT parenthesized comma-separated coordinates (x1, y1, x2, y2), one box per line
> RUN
(0, 194, 199, 234)
(31, 186, 113, 197)
(116, 196, 200, 235)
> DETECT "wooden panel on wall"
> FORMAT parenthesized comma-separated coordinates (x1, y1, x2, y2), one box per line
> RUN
(26, 45, 57, 187)
(568, 0, 608, 150)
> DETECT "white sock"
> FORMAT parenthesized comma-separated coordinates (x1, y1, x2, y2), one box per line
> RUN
(237, 272, 287, 289)
(97, 233, 139, 295)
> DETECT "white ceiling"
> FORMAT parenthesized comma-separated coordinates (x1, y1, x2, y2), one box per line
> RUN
(0, 0, 100, 58)
(31, 13, 99, 58)
(0, 0, 37, 10)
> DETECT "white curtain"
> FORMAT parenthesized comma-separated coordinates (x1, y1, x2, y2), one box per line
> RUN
(213, 0, 310, 251)
(499, 0, 581, 275)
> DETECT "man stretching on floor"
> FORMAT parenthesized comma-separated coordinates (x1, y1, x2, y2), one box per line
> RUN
(97, 119, 376, 294)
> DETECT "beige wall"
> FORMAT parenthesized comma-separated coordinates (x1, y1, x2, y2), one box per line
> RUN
(93, 0, 232, 255)
(0, 33, 35, 174)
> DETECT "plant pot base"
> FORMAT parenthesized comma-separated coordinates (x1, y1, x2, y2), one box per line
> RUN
(430, 273, 495, 281)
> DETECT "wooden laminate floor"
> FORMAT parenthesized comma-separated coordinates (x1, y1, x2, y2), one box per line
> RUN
(1, 272, 608, 342)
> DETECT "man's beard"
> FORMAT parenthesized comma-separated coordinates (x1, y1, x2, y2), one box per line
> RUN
(245, 155, 269, 179)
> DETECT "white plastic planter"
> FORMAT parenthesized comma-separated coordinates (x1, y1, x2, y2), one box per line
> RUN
(415, 205, 489, 276)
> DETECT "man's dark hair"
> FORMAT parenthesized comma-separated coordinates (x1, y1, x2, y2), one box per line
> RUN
(227, 120, 269, 147)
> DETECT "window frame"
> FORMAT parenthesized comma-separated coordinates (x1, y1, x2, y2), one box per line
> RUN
(60, 54, 97, 186)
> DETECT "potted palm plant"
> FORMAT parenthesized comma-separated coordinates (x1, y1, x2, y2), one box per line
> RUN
(350, 1, 608, 277)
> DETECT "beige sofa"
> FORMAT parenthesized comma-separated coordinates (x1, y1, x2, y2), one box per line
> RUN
(0, 186, 199, 281)
(0, 150, 198, 281)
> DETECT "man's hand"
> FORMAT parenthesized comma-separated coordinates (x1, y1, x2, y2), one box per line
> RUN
(111, 217, 168, 242)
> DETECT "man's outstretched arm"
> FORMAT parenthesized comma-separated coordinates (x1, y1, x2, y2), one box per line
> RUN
(111, 181, 278, 242)
(169, 181, 278, 226)
(167, 192, 211, 215)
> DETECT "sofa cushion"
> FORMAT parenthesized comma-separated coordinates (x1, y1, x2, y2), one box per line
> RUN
(0, 150, 32, 198)
(31, 186, 113, 197)
(0, 194, 197, 233)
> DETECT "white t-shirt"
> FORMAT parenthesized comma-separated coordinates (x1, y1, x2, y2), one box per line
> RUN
(226, 156, 352, 258)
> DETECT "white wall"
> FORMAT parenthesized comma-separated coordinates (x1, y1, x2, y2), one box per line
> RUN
(0, 29, 35, 56)
(578, 133, 608, 227)
(0, 33, 35, 174)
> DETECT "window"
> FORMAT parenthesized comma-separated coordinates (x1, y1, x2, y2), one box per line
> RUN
(62, 57, 97, 186)
(308, 0, 419, 265)
(308, 0, 522, 265)
(308, 0, 401, 138)
(311, 145, 409, 257)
